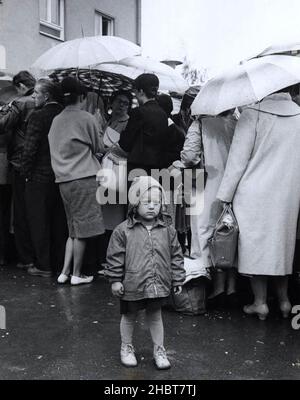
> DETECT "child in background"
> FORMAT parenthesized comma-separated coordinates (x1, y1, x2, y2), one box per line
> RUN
(105, 176, 185, 369)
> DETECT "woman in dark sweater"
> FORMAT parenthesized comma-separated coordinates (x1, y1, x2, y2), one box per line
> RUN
(21, 79, 67, 277)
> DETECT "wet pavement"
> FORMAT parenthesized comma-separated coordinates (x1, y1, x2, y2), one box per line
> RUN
(0, 264, 300, 380)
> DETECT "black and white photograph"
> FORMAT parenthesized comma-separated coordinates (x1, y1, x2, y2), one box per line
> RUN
(0, 0, 300, 386)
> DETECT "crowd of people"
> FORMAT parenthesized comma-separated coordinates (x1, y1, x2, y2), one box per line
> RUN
(1, 69, 300, 370)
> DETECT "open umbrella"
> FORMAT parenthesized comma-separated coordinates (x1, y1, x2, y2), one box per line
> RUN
(0, 73, 17, 104)
(31, 36, 141, 71)
(49, 68, 134, 97)
(97, 56, 189, 94)
(257, 41, 300, 57)
(0, 85, 18, 104)
(0, 71, 13, 89)
(191, 55, 300, 116)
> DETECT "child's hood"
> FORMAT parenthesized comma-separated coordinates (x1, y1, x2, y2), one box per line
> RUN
(128, 176, 167, 207)
(127, 176, 171, 223)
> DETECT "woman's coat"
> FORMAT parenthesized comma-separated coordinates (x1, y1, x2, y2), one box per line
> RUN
(217, 93, 300, 276)
(182, 115, 236, 266)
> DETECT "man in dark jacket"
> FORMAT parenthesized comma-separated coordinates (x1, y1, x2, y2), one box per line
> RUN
(119, 74, 168, 176)
(0, 71, 36, 269)
(21, 79, 66, 277)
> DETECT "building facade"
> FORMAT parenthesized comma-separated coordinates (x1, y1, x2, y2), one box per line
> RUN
(0, 0, 141, 73)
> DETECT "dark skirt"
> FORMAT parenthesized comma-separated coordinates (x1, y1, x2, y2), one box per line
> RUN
(59, 176, 105, 239)
(120, 297, 168, 315)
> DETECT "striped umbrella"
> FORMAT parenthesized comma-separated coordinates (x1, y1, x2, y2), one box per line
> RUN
(49, 68, 134, 97)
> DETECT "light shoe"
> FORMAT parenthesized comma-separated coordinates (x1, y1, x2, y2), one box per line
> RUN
(279, 300, 292, 319)
(120, 344, 137, 367)
(70, 275, 94, 285)
(57, 274, 70, 284)
(243, 303, 269, 320)
(153, 345, 171, 370)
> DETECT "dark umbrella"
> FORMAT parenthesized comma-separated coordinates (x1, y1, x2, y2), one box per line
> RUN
(49, 68, 134, 98)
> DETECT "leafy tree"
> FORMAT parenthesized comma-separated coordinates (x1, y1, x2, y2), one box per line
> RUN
(181, 56, 208, 86)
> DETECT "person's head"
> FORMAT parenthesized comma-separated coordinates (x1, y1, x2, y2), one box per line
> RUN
(13, 71, 36, 96)
(60, 76, 87, 107)
(157, 93, 173, 117)
(128, 176, 166, 222)
(110, 90, 133, 117)
(134, 73, 159, 105)
(32, 78, 62, 108)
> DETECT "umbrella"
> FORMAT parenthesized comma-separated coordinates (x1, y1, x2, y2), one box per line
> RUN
(0, 86, 18, 104)
(0, 71, 13, 89)
(49, 68, 134, 97)
(191, 55, 300, 116)
(31, 35, 141, 71)
(0, 73, 17, 104)
(97, 56, 189, 94)
(257, 41, 300, 57)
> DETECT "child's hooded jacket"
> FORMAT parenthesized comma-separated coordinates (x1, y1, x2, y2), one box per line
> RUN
(105, 176, 185, 301)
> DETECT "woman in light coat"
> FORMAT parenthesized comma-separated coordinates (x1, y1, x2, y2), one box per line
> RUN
(217, 92, 300, 320)
(178, 112, 238, 305)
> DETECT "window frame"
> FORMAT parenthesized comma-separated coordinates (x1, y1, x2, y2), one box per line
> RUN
(39, 0, 65, 41)
(94, 10, 115, 36)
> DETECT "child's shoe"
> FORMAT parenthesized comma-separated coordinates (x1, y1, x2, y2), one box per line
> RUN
(153, 345, 171, 370)
(279, 300, 292, 318)
(243, 303, 269, 320)
(57, 274, 70, 284)
(120, 344, 137, 367)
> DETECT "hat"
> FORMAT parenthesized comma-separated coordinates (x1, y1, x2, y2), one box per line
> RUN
(157, 93, 173, 116)
(134, 73, 159, 93)
(128, 176, 166, 207)
(60, 77, 87, 96)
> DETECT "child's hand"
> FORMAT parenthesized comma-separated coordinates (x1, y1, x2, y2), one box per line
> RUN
(174, 286, 182, 295)
(111, 282, 124, 297)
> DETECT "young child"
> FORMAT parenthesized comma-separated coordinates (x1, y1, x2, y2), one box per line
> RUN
(105, 176, 185, 369)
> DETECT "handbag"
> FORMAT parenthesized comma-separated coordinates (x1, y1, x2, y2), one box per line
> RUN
(208, 203, 239, 269)
(97, 151, 127, 194)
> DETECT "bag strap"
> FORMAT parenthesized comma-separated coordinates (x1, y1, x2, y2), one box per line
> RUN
(215, 203, 231, 226)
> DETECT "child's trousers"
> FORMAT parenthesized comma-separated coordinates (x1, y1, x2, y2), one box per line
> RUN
(120, 308, 164, 347)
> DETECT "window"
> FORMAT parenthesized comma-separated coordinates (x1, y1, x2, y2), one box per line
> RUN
(95, 11, 114, 36)
(39, 0, 64, 41)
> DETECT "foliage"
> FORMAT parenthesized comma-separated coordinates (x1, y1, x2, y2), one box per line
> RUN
(181, 56, 208, 86)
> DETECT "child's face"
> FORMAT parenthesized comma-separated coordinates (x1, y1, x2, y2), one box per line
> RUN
(137, 188, 162, 222)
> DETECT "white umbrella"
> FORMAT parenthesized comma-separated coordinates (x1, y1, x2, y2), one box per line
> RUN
(31, 36, 141, 71)
(191, 55, 300, 116)
(257, 41, 300, 57)
(97, 56, 189, 94)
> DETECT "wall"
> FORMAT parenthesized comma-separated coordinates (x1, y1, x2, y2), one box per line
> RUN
(0, 0, 140, 73)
